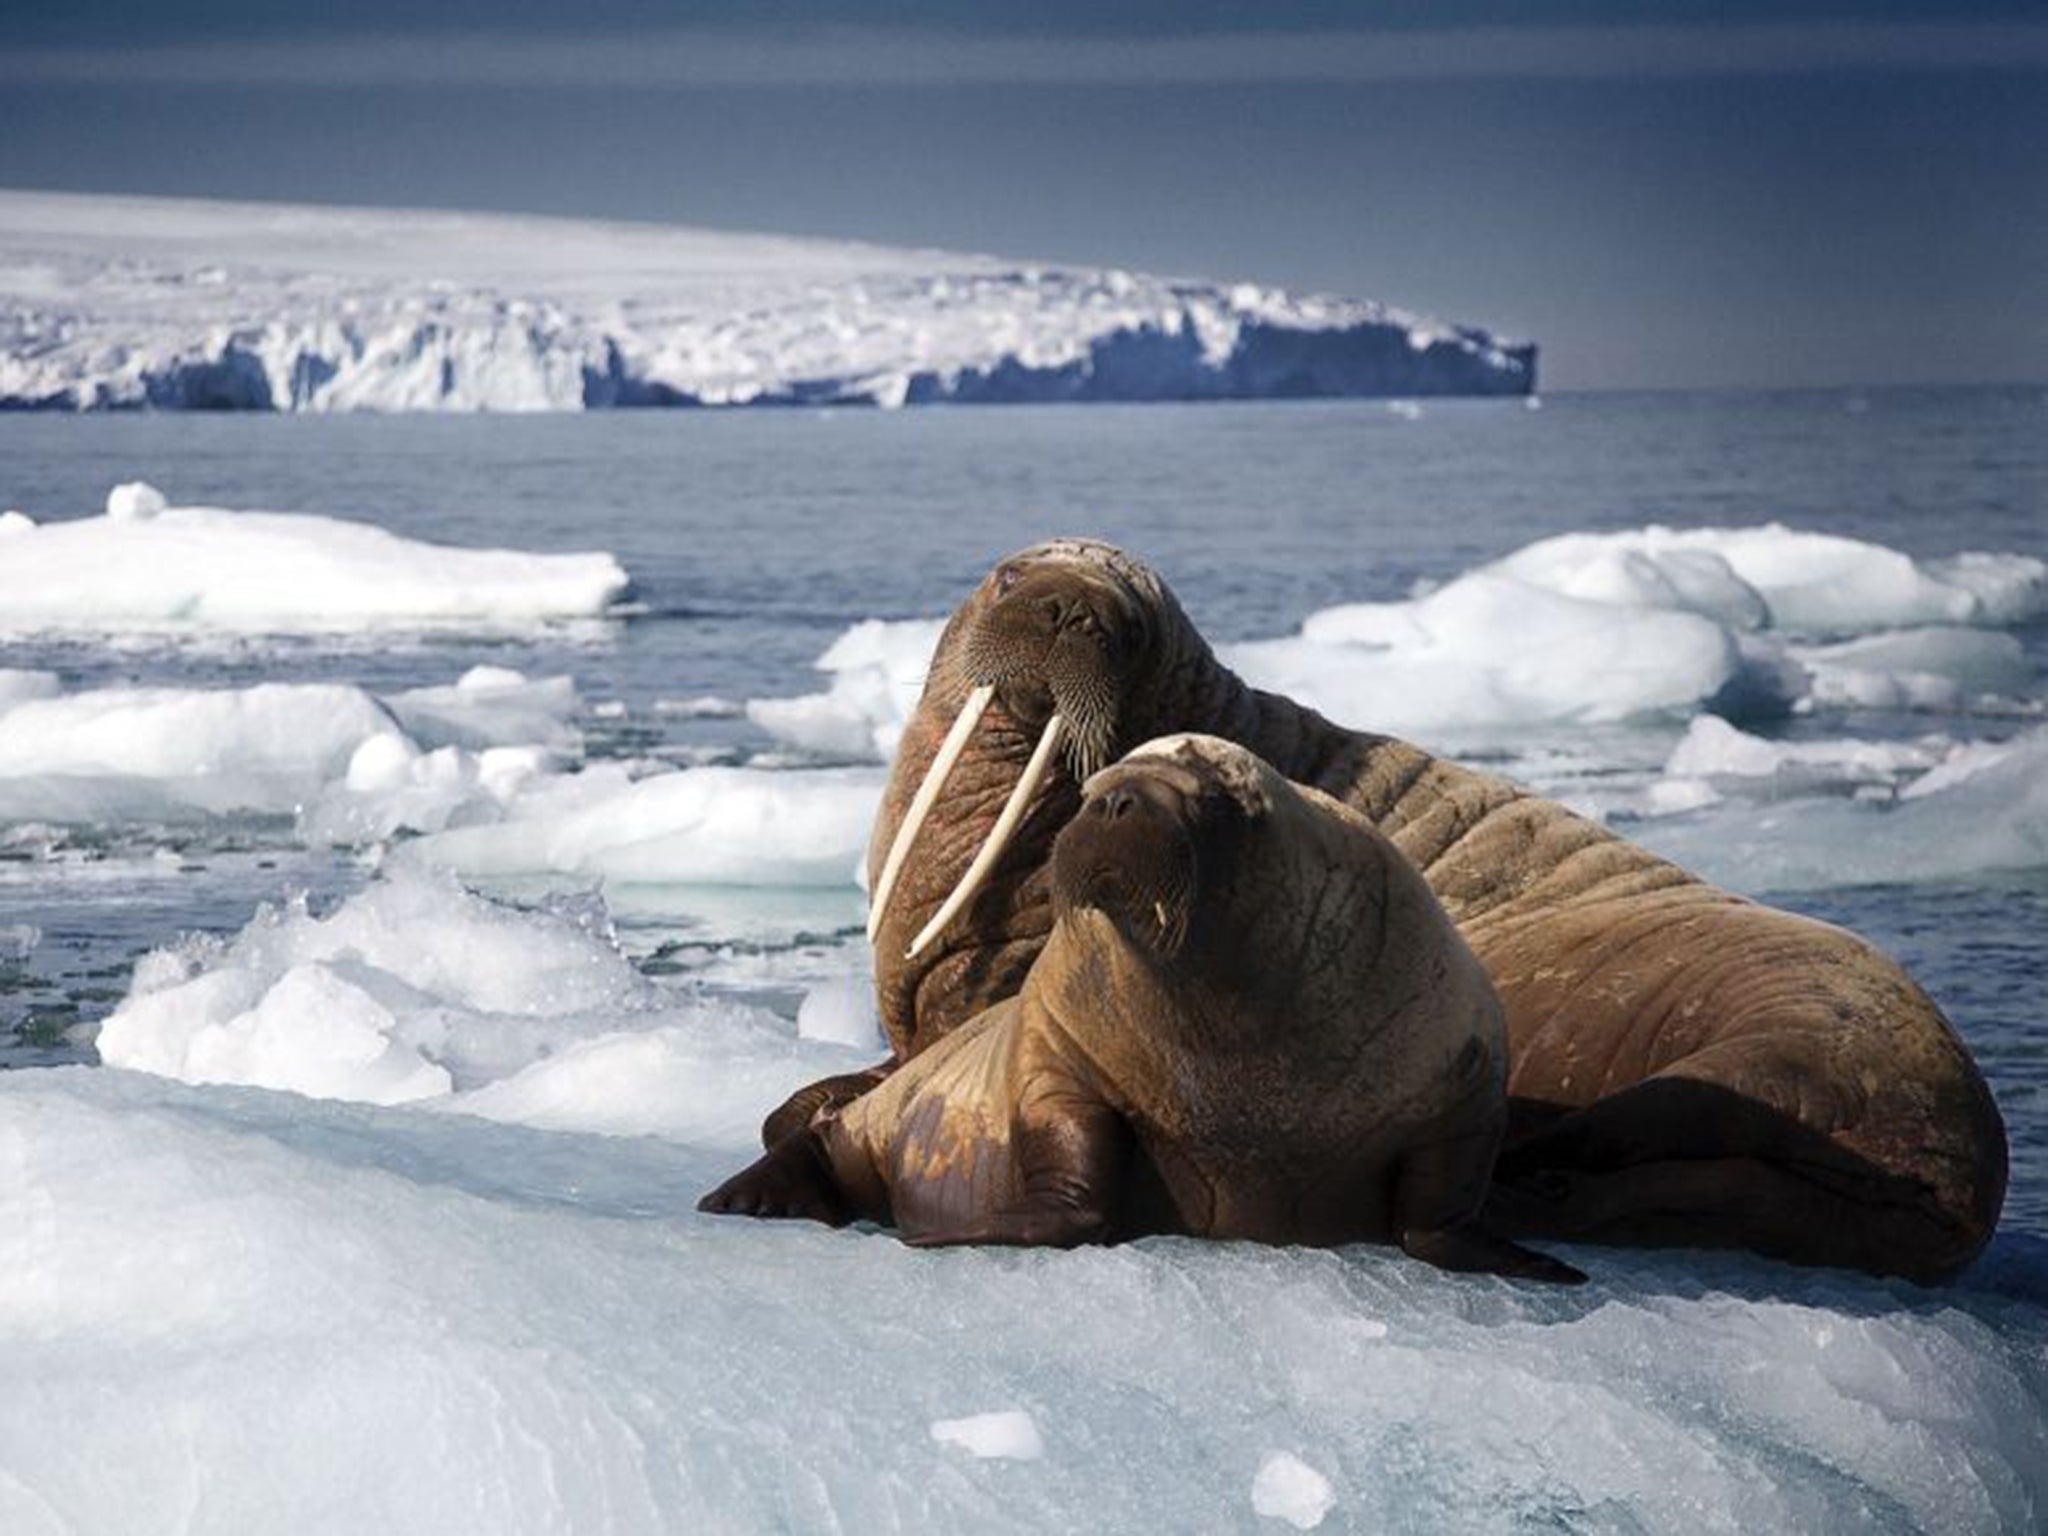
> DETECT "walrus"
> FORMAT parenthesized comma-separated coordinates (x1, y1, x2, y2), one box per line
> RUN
(770, 539, 2007, 1283)
(706, 735, 1583, 1282)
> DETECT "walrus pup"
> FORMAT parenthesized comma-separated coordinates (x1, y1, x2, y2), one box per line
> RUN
(775, 540, 2006, 1283)
(708, 736, 1581, 1281)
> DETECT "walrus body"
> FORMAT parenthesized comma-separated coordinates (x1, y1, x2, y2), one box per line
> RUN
(710, 736, 1580, 1282)
(776, 540, 2007, 1283)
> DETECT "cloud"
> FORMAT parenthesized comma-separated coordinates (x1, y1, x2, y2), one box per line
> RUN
(5, 22, 2048, 89)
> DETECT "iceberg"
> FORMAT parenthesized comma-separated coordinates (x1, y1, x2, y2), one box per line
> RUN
(0, 190, 1535, 413)
(0, 482, 629, 633)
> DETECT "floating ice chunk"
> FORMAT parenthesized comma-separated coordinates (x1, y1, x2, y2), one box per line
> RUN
(653, 695, 743, 719)
(1796, 628, 2037, 712)
(929, 1410, 1045, 1462)
(1241, 573, 1776, 734)
(0, 681, 397, 821)
(797, 976, 883, 1050)
(1252, 1452, 1335, 1529)
(105, 479, 167, 522)
(1491, 538, 1770, 630)
(0, 494, 629, 632)
(0, 669, 60, 713)
(98, 869, 651, 1100)
(748, 617, 947, 760)
(0, 509, 35, 535)
(1637, 726, 2048, 890)
(1663, 717, 1946, 796)
(0, 922, 38, 959)
(384, 667, 584, 752)
(1491, 525, 2045, 636)
(395, 762, 881, 887)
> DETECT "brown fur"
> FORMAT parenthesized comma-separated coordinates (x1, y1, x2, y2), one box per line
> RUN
(711, 737, 1580, 1281)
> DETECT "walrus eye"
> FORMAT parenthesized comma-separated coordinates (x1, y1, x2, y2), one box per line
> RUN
(995, 564, 1024, 595)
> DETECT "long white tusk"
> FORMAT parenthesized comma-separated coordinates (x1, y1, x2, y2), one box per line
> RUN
(907, 712, 1066, 960)
(866, 684, 993, 943)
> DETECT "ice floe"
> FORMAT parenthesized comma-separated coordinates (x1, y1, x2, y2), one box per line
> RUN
(1636, 724, 2048, 891)
(387, 761, 881, 890)
(0, 669, 583, 826)
(0, 482, 629, 632)
(3, 1062, 2042, 1534)
(93, 868, 870, 1133)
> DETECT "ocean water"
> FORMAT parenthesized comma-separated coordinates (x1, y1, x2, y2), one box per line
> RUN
(2, 389, 2045, 1532)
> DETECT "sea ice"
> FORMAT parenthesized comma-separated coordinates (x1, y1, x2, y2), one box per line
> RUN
(390, 761, 881, 889)
(928, 1410, 1047, 1462)
(1252, 1451, 1336, 1529)
(745, 524, 2044, 753)
(2, 1063, 2041, 1535)
(747, 617, 947, 761)
(0, 487, 628, 632)
(0, 671, 582, 828)
(1638, 726, 2048, 891)
(1491, 526, 2046, 636)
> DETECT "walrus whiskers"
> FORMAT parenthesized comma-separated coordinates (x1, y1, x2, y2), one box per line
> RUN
(907, 711, 1066, 960)
(866, 683, 993, 943)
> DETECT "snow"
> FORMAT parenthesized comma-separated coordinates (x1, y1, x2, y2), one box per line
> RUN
(0, 189, 1534, 413)
(928, 1410, 1047, 1462)
(1252, 1451, 1336, 1529)
(0, 483, 628, 634)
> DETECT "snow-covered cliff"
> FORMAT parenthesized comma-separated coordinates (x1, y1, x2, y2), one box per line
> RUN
(0, 190, 1535, 412)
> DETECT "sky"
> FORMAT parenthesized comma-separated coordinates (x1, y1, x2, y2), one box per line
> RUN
(2, 1, 2044, 391)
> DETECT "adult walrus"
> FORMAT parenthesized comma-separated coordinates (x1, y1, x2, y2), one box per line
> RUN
(771, 539, 2007, 1284)
(708, 735, 1582, 1282)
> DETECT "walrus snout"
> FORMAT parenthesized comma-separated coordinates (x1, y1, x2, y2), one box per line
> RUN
(1050, 761, 1212, 952)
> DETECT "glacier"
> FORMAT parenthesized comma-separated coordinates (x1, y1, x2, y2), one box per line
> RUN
(0, 189, 1536, 413)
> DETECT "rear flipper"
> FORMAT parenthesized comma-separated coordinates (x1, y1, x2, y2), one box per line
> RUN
(698, 1125, 853, 1227)
(760, 1061, 895, 1149)
(1401, 1222, 1586, 1285)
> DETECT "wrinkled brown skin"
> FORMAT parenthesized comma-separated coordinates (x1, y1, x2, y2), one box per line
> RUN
(709, 736, 1582, 1282)
(768, 539, 2009, 1284)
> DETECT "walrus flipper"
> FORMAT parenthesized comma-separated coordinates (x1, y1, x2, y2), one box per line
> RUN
(903, 1093, 1131, 1249)
(698, 1126, 854, 1228)
(760, 1062, 897, 1149)
(1400, 1222, 1587, 1285)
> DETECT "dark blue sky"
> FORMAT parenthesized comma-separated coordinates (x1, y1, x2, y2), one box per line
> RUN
(4, 2, 2044, 389)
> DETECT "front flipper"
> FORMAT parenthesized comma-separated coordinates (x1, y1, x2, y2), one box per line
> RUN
(902, 1090, 1131, 1249)
(760, 1060, 896, 1149)
(698, 1125, 852, 1227)
(1401, 1222, 1586, 1285)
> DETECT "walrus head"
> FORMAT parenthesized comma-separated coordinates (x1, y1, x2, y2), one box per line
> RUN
(868, 540, 1211, 960)
(1048, 733, 1273, 964)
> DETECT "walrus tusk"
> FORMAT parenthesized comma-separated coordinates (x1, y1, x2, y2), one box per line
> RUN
(907, 712, 1066, 960)
(867, 684, 994, 943)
